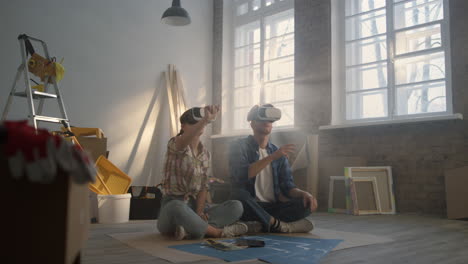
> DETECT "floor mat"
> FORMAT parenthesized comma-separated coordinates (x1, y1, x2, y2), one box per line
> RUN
(108, 227, 393, 263)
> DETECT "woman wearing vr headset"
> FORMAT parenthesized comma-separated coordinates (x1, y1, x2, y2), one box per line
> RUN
(157, 105, 249, 240)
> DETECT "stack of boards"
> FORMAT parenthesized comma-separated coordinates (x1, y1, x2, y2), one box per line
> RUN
(328, 167, 396, 215)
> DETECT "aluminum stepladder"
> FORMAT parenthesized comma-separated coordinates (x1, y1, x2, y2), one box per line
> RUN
(1, 34, 70, 129)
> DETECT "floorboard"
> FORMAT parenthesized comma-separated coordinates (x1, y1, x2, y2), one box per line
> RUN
(82, 213, 468, 264)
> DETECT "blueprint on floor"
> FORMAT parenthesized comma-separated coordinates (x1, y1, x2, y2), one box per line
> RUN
(169, 235, 342, 264)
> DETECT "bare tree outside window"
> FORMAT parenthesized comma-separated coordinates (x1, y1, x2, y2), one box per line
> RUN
(342, 0, 449, 121)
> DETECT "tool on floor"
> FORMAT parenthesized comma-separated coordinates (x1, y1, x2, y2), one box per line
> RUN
(2, 34, 69, 130)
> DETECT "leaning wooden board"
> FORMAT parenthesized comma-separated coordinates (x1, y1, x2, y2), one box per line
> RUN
(345, 167, 396, 214)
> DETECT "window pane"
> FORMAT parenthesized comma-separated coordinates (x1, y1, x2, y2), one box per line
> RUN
(394, 0, 443, 30)
(235, 21, 261, 47)
(234, 87, 260, 108)
(235, 66, 261, 87)
(396, 81, 446, 115)
(346, 0, 386, 16)
(396, 24, 441, 55)
(234, 107, 251, 130)
(346, 9, 386, 41)
(346, 89, 388, 119)
(395, 52, 445, 85)
(265, 9, 294, 40)
(347, 62, 388, 91)
(346, 35, 387, 66)
(235, 44, 261, 67)
(265, 33, 294, 61)
(272, 102, 294, 127)
(264, 79, 294, 103)
(237, 2, 248, 16)
(264, 56, 294, 82)
(252, 0, 261, 11)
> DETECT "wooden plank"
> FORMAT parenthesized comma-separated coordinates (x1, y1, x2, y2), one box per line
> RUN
(350, 177, 381, 215)
(328, 176, 347, 213)
(345, 167, 396, 214)
(444, 166, 468, 219)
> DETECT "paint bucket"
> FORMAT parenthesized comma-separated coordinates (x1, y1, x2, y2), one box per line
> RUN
(97, 193, 131, 224)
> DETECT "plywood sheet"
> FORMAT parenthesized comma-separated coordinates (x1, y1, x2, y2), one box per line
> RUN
(332, 179, 347, 210)
(355, 181, 377, 211)
(346, 167, 395, 214)
(108, 227, 393, 263)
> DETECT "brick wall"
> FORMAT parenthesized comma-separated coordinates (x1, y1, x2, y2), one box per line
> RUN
(319, 121, 468, 215)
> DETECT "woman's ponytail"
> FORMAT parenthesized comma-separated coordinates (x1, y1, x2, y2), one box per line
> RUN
(176, 129, 184, 136)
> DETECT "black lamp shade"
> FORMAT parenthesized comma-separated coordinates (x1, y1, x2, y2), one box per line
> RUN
(161, 0, 191, 26)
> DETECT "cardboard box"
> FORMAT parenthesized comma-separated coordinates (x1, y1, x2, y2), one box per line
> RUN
(3, 151, 90, 264)
(445, 166, 468, 219)
(77, 136, 107, 162)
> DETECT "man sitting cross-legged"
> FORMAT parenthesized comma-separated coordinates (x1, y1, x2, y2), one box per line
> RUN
(229, 104, 318, 234)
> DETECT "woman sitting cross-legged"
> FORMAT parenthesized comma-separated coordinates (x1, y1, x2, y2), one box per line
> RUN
(157, 105, 250, 240)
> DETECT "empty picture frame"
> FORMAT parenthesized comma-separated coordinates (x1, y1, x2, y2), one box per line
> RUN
(345, 166, 396, 214)
(328, 176, 348, 213)
(349, 177, 381, 215)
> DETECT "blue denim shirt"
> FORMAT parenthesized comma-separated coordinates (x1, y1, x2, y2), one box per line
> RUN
(229, 135, 296, 201)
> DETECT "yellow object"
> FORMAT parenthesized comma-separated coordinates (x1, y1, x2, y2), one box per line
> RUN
(27, 53, 65, 83)
(54, 61, 65, 82)
(88, 172, 112, 195)
(88, 182, 107, 195)
(61, 127, 105, 138)
(89, 155, 132, 195)
(31, 84, 45, 92)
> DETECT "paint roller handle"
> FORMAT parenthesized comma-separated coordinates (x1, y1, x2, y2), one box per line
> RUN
(60, 120, 83, 150)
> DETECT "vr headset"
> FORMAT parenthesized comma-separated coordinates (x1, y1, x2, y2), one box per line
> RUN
(180, 107, 213, 124)
(191, 107, 205, 121)
(247, 105, 281, 122)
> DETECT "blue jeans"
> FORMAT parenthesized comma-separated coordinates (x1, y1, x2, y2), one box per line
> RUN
(230, 188, 311, 232)
(157, 195, 243, 239)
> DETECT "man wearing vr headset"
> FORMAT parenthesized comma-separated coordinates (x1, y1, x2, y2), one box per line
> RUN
(157, 105, 249, 240)
(229, 104, 318, 233)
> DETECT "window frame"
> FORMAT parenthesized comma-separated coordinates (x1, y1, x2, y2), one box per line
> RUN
(337, 0, 453, 125)
(225, 0, 295, 133)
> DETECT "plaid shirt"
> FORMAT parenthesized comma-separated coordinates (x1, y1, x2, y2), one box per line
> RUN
(162, 137, 210, 200)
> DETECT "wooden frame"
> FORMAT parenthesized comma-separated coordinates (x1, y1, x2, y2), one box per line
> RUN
(328, 176, 348, 214)
(345, 166, 396, 214)
(349, 177, 381, 215)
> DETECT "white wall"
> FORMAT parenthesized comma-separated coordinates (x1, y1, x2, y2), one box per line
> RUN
(0, 0, 213, 186)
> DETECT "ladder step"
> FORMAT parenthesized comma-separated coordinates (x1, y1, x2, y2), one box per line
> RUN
(34, 115, 67, 124)
(14, 91, 57, 99)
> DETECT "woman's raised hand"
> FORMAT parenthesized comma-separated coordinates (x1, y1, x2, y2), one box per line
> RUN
(203, 105, 220, 123)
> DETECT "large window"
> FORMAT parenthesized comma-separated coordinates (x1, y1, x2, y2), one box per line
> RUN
(225, 0, 295, 132)
(333, 0, 451, 123)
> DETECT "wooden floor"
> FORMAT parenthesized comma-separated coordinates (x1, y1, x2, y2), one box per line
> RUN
(82, 212, 468, 264)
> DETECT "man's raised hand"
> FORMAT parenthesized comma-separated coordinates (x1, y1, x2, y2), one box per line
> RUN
(271, 144, 296, 160)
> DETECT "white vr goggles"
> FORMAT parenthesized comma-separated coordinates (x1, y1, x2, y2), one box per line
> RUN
(191, 107, 205, 121)
(247, 105, 282, 122)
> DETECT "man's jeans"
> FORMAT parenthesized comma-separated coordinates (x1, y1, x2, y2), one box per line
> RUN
(230, 188, 311, 232)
